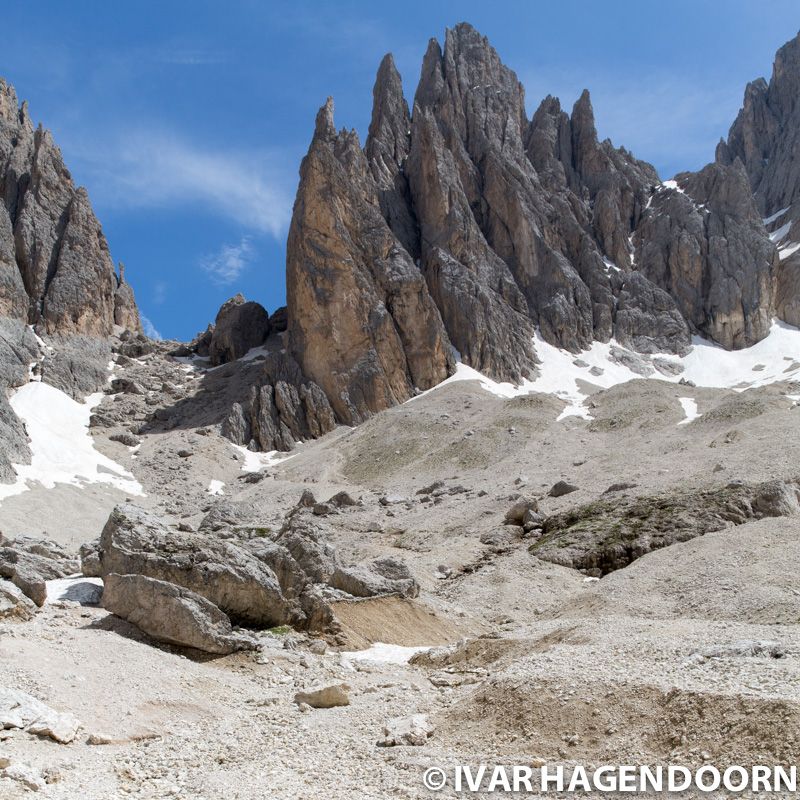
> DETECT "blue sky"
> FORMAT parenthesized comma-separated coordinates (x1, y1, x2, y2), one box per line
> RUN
(3, 1, 799, 341)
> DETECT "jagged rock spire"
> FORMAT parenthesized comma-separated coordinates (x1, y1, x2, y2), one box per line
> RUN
(286, 97, 453, 425)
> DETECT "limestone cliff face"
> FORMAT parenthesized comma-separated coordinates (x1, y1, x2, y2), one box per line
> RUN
(635, 162, 777, 349)
(0, 78, 141, 338)
(717, 31, 800, 327)
(286, 99, 453, 426)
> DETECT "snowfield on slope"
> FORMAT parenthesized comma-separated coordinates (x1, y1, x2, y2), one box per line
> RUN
(230, 443, 296, 472)
(414, 321, 800, 419)
(0, 382, 144, 504)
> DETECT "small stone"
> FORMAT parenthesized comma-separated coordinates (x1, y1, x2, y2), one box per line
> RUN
(293, 683, 350, 709)
(548, 481, 579, 498)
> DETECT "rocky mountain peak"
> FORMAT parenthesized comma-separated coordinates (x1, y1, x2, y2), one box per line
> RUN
(279, 22, 792, 428)
(0, 76, 141, 339)
(717, 30, 800, 328)
(719, 30, 800, 215)
(314, 96, 336, 140)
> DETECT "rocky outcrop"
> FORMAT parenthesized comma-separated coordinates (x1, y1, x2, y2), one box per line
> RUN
(287, 98, 454, 425)
(102, 573, 256, 654)
(635, 164, 776, 349)
(0, 535, 79, 606)
(0, 78, 143, 485)
(719, 32, 800, 218)
(209, 293, 271, 366)
(88, 501, 419, 637)
(113, 263, 141, 332)
(532, 478, 800, 575)
(219, 349, 337, 452)
(0, 78, 141, 336)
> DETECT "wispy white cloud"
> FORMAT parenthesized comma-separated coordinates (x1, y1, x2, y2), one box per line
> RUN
(69, 128, 294, 237)
(152, 281, 168, 306)
(140, 314, 162, 340)
(200, 237, 255, 286)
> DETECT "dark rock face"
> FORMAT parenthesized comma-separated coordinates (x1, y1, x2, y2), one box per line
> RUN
(0, 79, 141, 337)
(717, 31, 800, 329)
(209, 293, 271, 366)
(635, 164, 776, 349)
(0, 317, 39, 481)
(283, 22, 786, 426)
(0, 79, 143, 485)
(219, 349, 337, 453)
(720, 33, 800, 218)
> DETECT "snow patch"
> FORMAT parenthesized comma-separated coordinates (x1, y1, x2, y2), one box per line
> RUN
(239, 345, 269, 363)
(45, 576, 103, 605)
(340, 642, 432, 665)
(763, 206, 790, 226)
(677, 397, 700, 425)
(0, 382, 144, 504)
(661, 179, 685, 194)
(414, 321, 800, 421)
(779, 241, 800, 260)
(230, 443, 295, 473)
(770, 221, 792, 243)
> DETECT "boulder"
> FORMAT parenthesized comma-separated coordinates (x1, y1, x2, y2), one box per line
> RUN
(293, 683, 350, 709)
(90, 503, 420, 637)
(209, 294, 271, 366)
(93, 504, 298, 627)
(0, 687, 80, 743)
(504, 498, 539, 524)
(0, 579, 37, 620)
(548, 481, 579, 498)
(102, 573, 255, 654)
(753, 480, 800, 517)
(0, 545, 73, 606)
(378, 714, 434, 746)
(1, 763, 47, 792)
(331, 557, 419, 599)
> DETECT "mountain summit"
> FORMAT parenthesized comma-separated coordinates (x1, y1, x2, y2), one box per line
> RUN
(283, 22, 788, 425)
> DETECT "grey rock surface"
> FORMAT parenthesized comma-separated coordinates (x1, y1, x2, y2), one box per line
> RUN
(0, 687, 81, 743)
(102, 573, 256, 654)
(0, 79, 141, 337)
(93, 504, 298, 627)
(88, 502, 420, 635)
